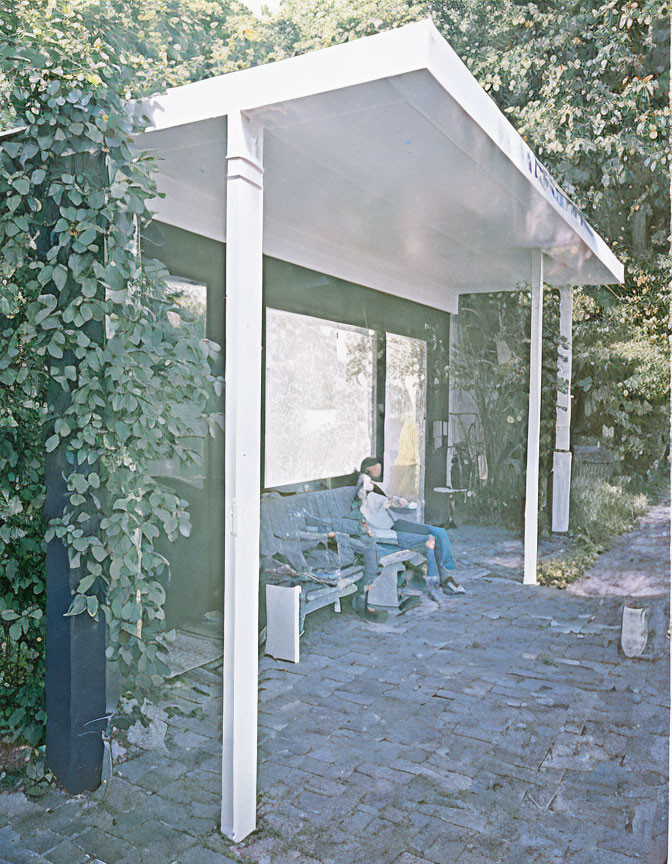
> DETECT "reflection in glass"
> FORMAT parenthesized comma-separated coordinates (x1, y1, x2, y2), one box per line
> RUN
(383, 332, 427, 513)
(150, 277, 208, 488)
(265, 309, 376, 487)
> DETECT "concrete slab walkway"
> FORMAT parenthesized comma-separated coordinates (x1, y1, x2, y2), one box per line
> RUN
(1, 508, 668, 864)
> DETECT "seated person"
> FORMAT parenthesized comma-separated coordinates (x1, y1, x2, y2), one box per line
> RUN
(354, 456, 463, 595)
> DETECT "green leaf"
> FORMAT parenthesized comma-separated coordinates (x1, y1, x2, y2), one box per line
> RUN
(91, 545, 107, 563)
(65, 594, 87, 617)
(53, 265, 67, 291)
(77, 573, 97, 593)
(45, 434, 60, 453)
(38, 266, 54, 286)
(13, 177, 30, 196)
(55, 418, 72, 436)
(35, 305, 55, 327)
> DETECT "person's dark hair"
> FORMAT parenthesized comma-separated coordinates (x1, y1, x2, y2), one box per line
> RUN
(359, 456, 382, 475)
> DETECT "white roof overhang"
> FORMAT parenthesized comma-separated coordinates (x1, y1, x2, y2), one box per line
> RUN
(134, 20, 623, 314)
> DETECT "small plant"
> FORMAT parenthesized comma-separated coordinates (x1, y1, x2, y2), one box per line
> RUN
(537, 481, 650, 588)
(537, 540, 603, 589)
(0, 742, 55, 797)
(572, 481, 648, 547)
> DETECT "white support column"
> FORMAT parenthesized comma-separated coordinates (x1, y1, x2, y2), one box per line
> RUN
(552, 286, 573, 533)
(221, 111, 264, 843)
(523, 250, 544, 586)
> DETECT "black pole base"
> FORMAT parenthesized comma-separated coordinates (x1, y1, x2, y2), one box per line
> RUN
(45, 537, 106, 794)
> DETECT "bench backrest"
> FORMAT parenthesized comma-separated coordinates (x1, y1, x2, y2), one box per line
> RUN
(260, 486, 357, 557)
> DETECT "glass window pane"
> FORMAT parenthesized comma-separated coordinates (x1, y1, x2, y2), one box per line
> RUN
(383, 332, 427, 510)
(149, 276, 208, 488)
(265, 309, 376, 487)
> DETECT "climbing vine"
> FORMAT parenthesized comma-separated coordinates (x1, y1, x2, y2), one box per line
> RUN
(0, 2, 222, 745)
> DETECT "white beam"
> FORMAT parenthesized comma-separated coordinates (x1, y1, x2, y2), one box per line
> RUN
(523, 250, 544, 585)
(221, 111, 264, 842)
(552, 286, 573, 532)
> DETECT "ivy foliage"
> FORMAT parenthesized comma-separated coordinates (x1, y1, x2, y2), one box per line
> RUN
(0, 0, 222, 745)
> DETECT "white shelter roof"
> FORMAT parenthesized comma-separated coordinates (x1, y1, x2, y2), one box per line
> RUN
(135, 19, 623, 314)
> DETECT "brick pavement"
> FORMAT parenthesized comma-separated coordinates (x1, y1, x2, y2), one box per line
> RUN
(1, 513, 668, 864)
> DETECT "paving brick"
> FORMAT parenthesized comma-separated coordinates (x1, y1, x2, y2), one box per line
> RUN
(43, 838, 91, 864)
(1, 511, 668, 864)
(17, 828, 63, 856)
(123, 819, 195, 859)
(74, 826, 135, 863)
(172, 845, 237, 863)
(0, 827, 47, 864)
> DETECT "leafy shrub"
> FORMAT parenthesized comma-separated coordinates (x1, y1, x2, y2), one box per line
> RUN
(537, 481, 650, 588)
(571, 481, 648, 548)
(450, 290, 560, 527)
(450, 289, 668, 531)
(572, 316, 670, 485)
(0, 400, 47, 745)
(0, 1, 222, 749)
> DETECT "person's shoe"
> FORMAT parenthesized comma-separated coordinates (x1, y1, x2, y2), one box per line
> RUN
(398, 595, 422, 614)
(440, 569, 465, 595)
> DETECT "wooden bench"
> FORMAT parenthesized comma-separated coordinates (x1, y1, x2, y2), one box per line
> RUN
(259, 487, 423, 662)
(260, 487, 366, 662)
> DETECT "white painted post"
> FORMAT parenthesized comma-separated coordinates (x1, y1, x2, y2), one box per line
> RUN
(552, 287, 573, 533)
(221, 111, 264, 842)
(523, 250, 544, 586)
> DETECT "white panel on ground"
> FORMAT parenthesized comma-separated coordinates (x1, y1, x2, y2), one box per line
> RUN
(264, 585, 301, 663)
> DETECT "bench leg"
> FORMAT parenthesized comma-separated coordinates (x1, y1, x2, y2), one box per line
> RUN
(334, 597, 341, 613)
(265, 584, 302, 663)
(367, 564, 403, 609)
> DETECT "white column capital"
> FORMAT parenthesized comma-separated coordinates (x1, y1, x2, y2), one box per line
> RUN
(227, 111, 264, 170)
(529, 248, 544, 287)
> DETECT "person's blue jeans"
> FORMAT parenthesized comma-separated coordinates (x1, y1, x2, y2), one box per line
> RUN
(393, 519, 455, 582)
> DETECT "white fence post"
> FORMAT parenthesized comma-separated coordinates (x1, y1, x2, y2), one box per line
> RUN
(552, 286, 573, 533)
(523, 250, 544, 586)
(221, 110, 264, 842)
